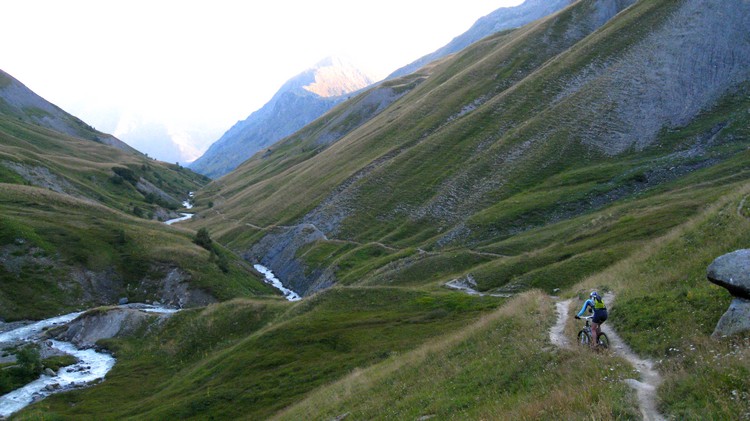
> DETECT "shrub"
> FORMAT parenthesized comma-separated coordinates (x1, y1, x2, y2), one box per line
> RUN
(16, 345, 43, 375)
(111, 167, 139, 184)
(194, 228, 212, 250)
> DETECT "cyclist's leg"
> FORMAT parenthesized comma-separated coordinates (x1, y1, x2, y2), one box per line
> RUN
(590, 321, 600, 346)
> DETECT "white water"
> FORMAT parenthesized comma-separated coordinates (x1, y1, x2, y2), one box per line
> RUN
(183, 192, 194, 210)
(0, 312, 82, 343)
(0, 340, 116, 418)
(0, 304, 178, 418)
(164, 213, 193, 225)
(165, 192, 194, 225)
(253, 264, 302, 302)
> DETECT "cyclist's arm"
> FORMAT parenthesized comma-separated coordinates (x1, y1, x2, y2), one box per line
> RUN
(576, 299, 593, 317)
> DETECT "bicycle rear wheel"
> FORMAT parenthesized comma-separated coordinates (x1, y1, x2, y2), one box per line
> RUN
(597, 332, 609, 349)
(577, 330, 591, 346)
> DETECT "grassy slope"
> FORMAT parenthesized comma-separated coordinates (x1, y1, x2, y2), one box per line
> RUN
(194, 0, 674, 229)
(14, 112, 750, 418)
(0, 116, 209, 218)
(274, 292, 639, 420)
(0, 185, 275, 320)
(576, 181, 750, 418)
(271, 177, 750, 420)
(187, 0, 749, 300)
(8, 1, 750, 419)
(0, 116, 278, 320)
(19, 289, 505, 419)
(18, 187, 750, 420)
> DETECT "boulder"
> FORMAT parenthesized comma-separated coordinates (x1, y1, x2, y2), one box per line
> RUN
(711, 298, 750, 338)
(53, 308, 166, 348)
(707, 249, 750, 337)
(707, 249, 750, 299)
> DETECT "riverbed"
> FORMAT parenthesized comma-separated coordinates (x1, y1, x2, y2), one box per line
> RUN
(254, 264, 302, 301)
(0, 304, 177, 418)
(165, 193, 195, 225)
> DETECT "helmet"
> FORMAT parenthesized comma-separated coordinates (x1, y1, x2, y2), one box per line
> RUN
(590, 291, 599, 299)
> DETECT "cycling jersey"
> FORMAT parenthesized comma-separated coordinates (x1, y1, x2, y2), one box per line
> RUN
(577, 297, 607, 317)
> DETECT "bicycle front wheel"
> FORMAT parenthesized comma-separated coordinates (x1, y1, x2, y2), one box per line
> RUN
(577, 330, 591, 346)
(597, 333, 609, 349)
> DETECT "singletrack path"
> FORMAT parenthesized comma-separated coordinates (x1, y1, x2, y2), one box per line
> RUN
(551, 294, 665, 421)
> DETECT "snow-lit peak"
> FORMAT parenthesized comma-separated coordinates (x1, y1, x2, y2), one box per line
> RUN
(302, 56, 375, 98)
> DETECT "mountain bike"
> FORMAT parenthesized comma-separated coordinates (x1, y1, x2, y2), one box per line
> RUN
(577, 316, 609, 349)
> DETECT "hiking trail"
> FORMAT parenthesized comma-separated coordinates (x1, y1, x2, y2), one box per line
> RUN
(550, 293, 665, 421)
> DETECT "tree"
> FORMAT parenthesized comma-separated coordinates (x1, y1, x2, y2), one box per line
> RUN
(194, 228, 212, 250)
(16, 345, 42, 375)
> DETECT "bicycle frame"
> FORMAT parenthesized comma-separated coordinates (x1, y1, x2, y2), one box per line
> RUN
(577, 316, 609, 349)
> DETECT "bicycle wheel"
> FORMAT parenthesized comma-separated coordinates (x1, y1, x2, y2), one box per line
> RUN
(597, 333, 609, 349)
(577, 330, 591, 346)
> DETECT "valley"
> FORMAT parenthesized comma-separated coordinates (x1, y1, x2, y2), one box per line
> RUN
(1, 0, 749, 419)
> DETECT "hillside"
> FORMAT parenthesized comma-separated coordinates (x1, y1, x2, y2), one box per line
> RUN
(0, 73, 277, 319)
(189, 0, 750, 297)
(387, 0, 575, 79)
(189, 57, 375, 179)
(0, 70, 134, 153)
(6, 0, 750, 419)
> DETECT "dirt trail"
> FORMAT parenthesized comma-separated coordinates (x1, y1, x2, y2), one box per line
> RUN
(550, 294, 665, 421)
(549, 298, 573, 349)
(737, 195, 749, 219)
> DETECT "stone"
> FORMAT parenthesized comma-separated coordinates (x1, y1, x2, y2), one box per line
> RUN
(712, 298, 750, 338)
(707, 249, 750, 337)
(707, 249, 750, 299)
(44, 367, 56, 377)
(118, 297, 129, 305)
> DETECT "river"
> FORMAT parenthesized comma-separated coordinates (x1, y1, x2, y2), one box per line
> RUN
(165, 194, 195, 225)
(0, 192, 299, 416)
(0, 193, 201, 416)
(0, 304, 176, 418)
(254, 264, 302, 301)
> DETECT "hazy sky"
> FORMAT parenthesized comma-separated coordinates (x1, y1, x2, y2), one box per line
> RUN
(1, 0, 524, 162)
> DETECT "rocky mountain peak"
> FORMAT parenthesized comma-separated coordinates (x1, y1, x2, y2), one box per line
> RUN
(302, 56, 375, 98)
(189, 56, 376, 178)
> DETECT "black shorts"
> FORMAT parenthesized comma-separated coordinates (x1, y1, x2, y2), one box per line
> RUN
(592, 310, 607, 324)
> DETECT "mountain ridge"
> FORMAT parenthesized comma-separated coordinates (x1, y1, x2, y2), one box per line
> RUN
(0, 69, 136, 154)
(387, 0, 575, 79)
(189, 57, 375, 178)
(193, 0, 749, 297)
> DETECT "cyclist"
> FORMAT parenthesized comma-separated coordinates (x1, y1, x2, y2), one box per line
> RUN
(575, 291, 608, 346)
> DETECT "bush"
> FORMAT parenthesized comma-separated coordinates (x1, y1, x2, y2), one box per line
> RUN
(111, 167, 139, 184)
(16, 345, 43, 375)
(194, 228, 212, 250)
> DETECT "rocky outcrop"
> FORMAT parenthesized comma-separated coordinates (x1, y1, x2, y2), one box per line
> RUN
(246, 224, 330, 296)
(1, 161, 81, 197)
(559, 0, 750, 155)
(50, 307, 169, 348)
(154, 267, 217, 309)
(707, 249, 750, 337)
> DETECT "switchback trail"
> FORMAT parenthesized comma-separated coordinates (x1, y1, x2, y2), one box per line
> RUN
(550, 294, 665, 421)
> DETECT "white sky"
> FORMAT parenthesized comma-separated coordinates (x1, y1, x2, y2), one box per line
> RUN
(1, 0, 524, 162)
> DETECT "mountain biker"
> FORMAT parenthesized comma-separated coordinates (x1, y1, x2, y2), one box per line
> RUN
(575, 291, 608, 346)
